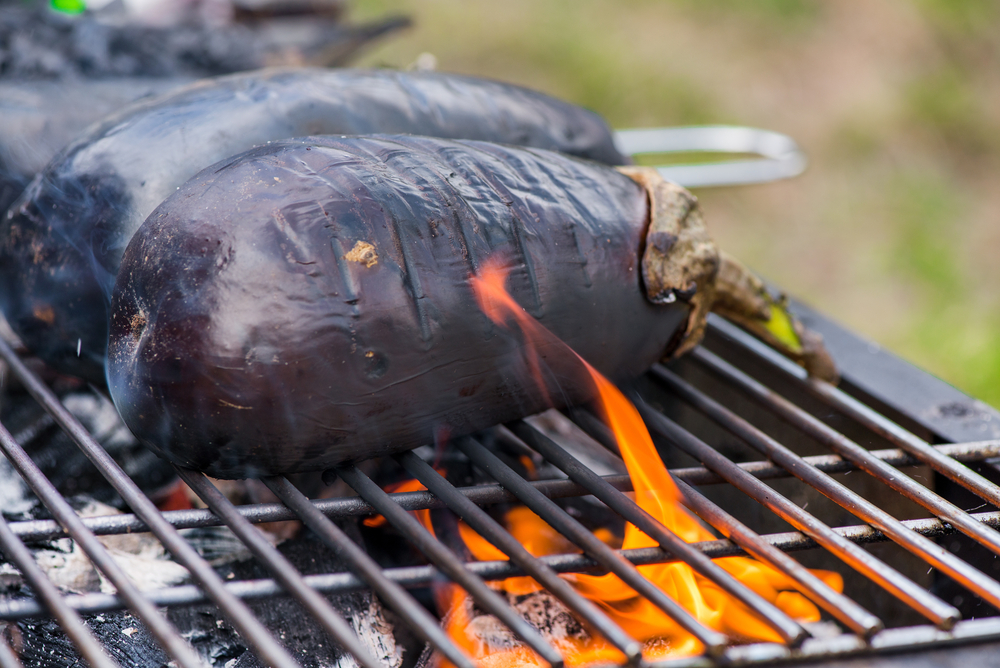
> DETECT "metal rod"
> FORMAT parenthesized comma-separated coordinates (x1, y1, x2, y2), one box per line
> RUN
(259, 476, 476, 668)
(454, 436, 730, 658)
(6, 508, 1000, 621)
(0, 634, 22, 668)
(176, 469, 386, 668)
(0, 423, 207, 668)
(0, 514, 118, 668)
(675, 480, 883, 638)
(394, 451, 644, 663)
(0, 337, 303, 668)
(548, 412, 882, 638)
(632, 387, 960, 629)
(335, 465, 565, 668)
(709, 317, 1000, 512)
(656, 359, 1000, 619)
(690, 346, 1000, 563)
(11, 440, 1000, 543)
(505, 421, 808, 647)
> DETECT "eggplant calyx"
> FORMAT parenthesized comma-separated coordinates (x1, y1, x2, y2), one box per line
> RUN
(712, 251, 839, 383)
(618, 166, 838, 384)
(617, 166, 719, 359)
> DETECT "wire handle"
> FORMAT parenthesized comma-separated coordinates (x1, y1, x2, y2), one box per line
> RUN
(613, 125, 807, 188)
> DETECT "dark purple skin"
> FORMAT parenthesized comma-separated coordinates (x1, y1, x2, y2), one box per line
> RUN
(107, 136, 685, 479)
(0, 67, 625, 385)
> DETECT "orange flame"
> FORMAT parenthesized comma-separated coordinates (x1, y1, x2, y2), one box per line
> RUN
(435, 255, 843, 667)
(364, 470, 445, 530)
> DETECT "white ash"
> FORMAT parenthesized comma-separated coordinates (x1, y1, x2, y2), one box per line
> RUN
(33, 500, 190, 594)
(336, 595, 403, 668)
(0, 453, 33, 520)
(60, 394, 140, 454)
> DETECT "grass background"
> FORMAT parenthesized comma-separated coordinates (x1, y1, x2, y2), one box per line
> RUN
(348, 0, 1000, 407)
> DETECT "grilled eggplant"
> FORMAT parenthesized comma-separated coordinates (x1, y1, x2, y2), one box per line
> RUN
(107, 135, 833, 478)
(0, 67, 625, 385)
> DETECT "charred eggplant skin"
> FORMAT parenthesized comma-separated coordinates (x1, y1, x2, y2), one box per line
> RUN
(0, 68, 625, 384)
(108, 136, 684, 478)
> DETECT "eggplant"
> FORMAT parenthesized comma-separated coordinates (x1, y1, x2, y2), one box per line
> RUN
(0, 77, 194, 215)
(0, 67, 625, 385)
(107, 135, 834, 478)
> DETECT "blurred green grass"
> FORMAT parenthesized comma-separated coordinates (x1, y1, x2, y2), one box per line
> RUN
(351, 0, 1000, 407)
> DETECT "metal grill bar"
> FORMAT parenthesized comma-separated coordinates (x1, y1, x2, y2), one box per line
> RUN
(454, 436, 731, 657)
(710, 317, 1000, 511)
(0, 513, 118, 668)
(632, 383, 960, 628)
(6, 508, 1000, 621)
(0, 337, 303, 668)
(335, 465, 567, 668)
(675, 481, 883, 638)
(259, 476, 476, 668)
(0, 424, 207, 668)
(653, 358, 1000, 618)
(0, 634, 21, 668)
(559, 411, 882, 638)
(175, 469, 386, 668)
(690, 346, 1000, 561)
(8, 440, 999, 544)
(394, 450, 645, 663)
(5, 315, 1000, 666)
(664, 616, 1000, 668)
(505, 421, 809, 646)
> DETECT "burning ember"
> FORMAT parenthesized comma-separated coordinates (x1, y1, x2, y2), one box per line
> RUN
(406, 256, 843, 667)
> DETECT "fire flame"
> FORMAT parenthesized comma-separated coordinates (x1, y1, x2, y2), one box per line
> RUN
(423, 255, 843, 667)
(364, 472, 444, 530)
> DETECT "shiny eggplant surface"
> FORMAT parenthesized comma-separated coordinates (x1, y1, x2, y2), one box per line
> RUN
(108, 136, 684, 478)
(0, 78, 192, 216)
(0, 67, 625, 384)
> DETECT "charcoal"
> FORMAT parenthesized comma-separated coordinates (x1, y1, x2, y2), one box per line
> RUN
(4, 612, 171, 668)
(0, 382, 177, 511)
(0, 498, 189, 596)
(168, 528, 410, 668)
(1, 520, 413, 668)
(0, 320, 169, 516)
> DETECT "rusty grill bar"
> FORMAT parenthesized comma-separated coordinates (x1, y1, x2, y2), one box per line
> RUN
(2, 311, 1000, 668)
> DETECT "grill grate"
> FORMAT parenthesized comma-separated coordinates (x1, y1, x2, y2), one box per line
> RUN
(2, 309, 1000, 668)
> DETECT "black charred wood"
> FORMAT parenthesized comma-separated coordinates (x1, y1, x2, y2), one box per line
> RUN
(0, 384, 176, 514)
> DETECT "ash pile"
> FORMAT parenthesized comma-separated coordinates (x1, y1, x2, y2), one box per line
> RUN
(0, 0, 407, 214)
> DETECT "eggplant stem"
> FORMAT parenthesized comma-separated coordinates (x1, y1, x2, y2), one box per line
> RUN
(618, 166, 838, 384)
(712, 251, 838, 383)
